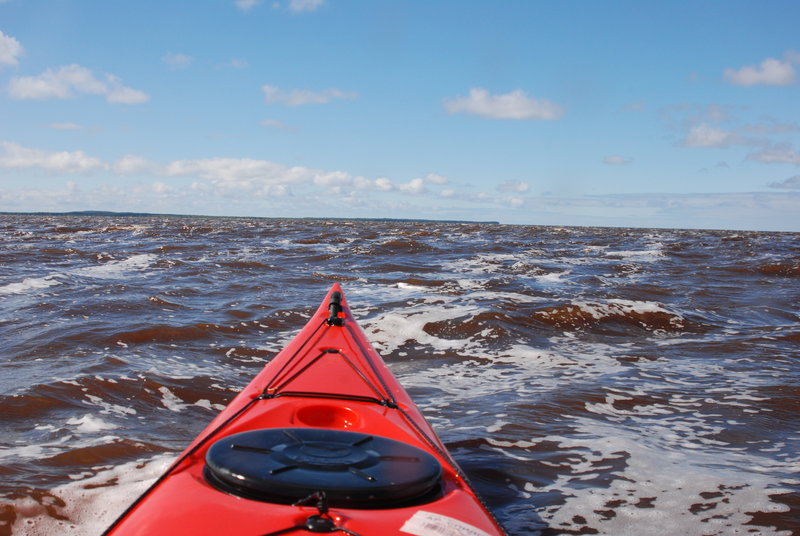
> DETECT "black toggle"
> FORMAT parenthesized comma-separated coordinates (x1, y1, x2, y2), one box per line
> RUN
(304, 515, 337, 533)
(327, 291, 343, 326)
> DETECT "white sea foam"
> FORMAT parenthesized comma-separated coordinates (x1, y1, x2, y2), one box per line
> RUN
(363, 300, 483, 355)
(383, 313, 796, 536)
(66, 414, 118, 433)
(101, 224, 149, 235)
(396, 281, 430, 291)
(604, 244, 665, 262)
(537, 299, 685, 330)
(577, 299, 676, 319)
(524, 417, 795, 536)
(0, 444, 47, 462)
(0, 254, 156, 298)
(440, 253, 518, 277)
(77, 254, 156, 279)
(9, 454, 174, 536)
(533, 270, 571, 284)
(0, 434, 121, 463)
(158, 386, 188, 412)
(84, 394, 137, 417)
(194, 399, 226, 411)
(0, 276, 62, 296)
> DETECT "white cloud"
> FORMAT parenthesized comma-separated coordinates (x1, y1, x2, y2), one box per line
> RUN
(367, 176, 427, 194)
(684, 123, 739, 148)
(9, 65, 102, 99)
(769, 175, 800, 189)
(398, 177, 426, 194)
(603, 155, 632, 165)
(497, 180, 529, 193)
(229, 58, 249, 69)
(668, 106, 796, 155)
(424, 173, 448, 185)
(0, 141, 106, 173)
(164, 157, 308, 186)
(262, 84, 358, 106)
(7, 65, 149, 104)
(163, 52, 193, 70)
(106, 87, 149, 104)
(261, 118, 290, 130)
(112, 154, 160, 175)
(362, 173, 449, 195)
(374, 177, 393, 191)
(724, 53, 797, 86)
(152, 181, 175, 194)
(444, 88, 564, 120)
(288, 0, 325, 12)
(105, 76, 150, 104)
(161, 157, 374, 198)
(312, 170, 353, 188)
(234, 0, 261, 11)
(0, 31, 23, 66)
(747, 144, 800, 165)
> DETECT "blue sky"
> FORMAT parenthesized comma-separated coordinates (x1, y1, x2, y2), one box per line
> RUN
(1, 1, 799, 231)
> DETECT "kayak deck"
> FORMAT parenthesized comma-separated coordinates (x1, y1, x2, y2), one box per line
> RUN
(105, 284, 505, 536)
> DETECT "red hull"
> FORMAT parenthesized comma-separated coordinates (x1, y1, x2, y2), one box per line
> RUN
(105, 284, 505, 536)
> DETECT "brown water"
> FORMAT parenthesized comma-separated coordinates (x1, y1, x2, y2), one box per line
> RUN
(1, 215, 798, 535)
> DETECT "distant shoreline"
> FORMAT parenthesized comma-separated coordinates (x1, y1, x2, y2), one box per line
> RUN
(0, 210, 501, 225)
(2, 211, 796, 234)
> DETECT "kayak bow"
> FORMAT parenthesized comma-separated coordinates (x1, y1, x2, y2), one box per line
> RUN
(105, 284, 506, 536)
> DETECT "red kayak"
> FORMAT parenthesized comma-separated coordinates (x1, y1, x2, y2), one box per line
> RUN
(105, 284, 506, 536)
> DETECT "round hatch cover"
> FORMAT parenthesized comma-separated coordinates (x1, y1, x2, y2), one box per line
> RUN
(204, 428, 442, 508)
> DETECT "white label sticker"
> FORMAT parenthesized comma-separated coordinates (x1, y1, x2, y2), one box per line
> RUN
(400, 511, 493, 536)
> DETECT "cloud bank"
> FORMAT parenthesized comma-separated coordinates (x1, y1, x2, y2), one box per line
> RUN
(1, 141, 798, 231)
(0, 142, 449, 200)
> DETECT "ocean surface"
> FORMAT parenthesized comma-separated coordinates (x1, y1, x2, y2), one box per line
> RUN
(0, 215, 798, 536)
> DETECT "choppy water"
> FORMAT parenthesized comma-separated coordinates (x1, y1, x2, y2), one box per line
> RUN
(0, 215, 798, 536)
